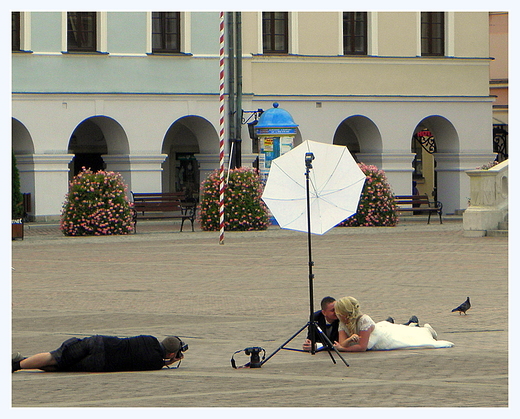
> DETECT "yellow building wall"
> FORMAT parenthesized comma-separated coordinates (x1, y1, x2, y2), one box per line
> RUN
(296, 12, 341, 56)
(453, 12, 490, 57)
(249, 58, 489, 96)
(377, 12, 418, 57)
(241, 12, 490, 98)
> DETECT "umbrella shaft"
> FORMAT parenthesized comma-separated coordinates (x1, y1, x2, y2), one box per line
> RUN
(306, 165, 316, 352)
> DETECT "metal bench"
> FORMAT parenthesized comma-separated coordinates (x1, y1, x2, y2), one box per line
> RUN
(394, 194, 443, 224)
(131, 192, 197, 232)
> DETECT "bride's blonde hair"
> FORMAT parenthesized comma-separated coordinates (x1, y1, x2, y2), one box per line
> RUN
(335, 296, 362, 335)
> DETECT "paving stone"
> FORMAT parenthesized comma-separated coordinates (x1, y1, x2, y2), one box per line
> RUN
(11, 218, 508, 408)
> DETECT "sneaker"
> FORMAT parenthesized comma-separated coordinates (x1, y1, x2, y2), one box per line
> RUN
(12, 352, 24, 363)
(404, 315, 419, 326)
(12, 352, 25, 373)
(385, 317, 395, 323)
(424, 323, 438, 340)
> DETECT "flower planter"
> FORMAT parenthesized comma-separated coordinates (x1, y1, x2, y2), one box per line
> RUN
(12, 220, 24, 240)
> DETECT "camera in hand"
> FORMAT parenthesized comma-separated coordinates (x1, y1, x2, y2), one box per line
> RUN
(176, 341, 189, 359)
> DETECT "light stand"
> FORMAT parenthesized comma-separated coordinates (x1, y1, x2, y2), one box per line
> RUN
(261, 152, 349, 367)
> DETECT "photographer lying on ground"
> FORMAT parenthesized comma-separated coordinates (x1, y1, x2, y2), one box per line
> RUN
(12, 334, 187, 372)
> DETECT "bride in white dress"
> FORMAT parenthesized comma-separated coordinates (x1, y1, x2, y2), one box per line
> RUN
(333, 296, 454, 352)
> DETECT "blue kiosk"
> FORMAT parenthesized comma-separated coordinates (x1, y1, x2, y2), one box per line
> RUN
(255, 103, 298, 182)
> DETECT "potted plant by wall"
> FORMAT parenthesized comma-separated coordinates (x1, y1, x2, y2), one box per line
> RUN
(12, 152, 24, 240)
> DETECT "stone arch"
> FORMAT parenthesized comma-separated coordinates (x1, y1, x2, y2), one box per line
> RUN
(67, 116, 131, 184)
(411, 115, 460, 205)
(12, 118, 36, 219)
(12, 118, 35, 154)
(292, 128, 303, 147)
(161, 115, 218, 199)
(413, 115, 459, 154)
(333, 115, 382, 166)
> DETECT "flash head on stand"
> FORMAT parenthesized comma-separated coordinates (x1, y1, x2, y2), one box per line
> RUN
(305, 152, 315, 168)
(231, 346, 266, 369)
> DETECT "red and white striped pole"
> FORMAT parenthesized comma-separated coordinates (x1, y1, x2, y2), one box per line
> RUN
(218, 11, 226, 245)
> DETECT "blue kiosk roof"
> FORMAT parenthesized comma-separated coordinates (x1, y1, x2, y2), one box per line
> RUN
(256, 103, 298, 129)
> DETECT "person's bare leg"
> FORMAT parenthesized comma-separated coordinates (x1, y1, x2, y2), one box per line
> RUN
(19, 353, 57, 370)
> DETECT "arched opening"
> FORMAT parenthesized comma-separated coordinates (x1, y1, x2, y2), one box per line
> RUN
(68, 118, 107, 175)
(68, 116, 130, 181)
(162, 116, 218, 200)
(12, 118, 36, 220)
(333, 115, 382, 166)
(12, 118, 35, 154)
(411, 115, 459, 205)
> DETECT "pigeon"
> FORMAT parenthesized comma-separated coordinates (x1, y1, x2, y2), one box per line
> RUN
(452, 297, 471, 315)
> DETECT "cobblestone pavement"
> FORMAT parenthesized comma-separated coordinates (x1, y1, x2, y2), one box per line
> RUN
(10, 218, 509, 410)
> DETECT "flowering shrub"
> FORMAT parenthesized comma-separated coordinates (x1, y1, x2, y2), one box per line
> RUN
(477, 160, 499, 170)
(199, 167, 270, 231)
(12, 152, 24, 220)
(339, 163, 398, 227)
(60, 168, 134, 236)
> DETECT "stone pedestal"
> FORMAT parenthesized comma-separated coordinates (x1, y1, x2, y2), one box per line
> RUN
(463, 160, 508, 236)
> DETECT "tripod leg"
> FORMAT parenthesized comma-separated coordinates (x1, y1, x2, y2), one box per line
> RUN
(261, 323, 309, 366)
(315, 323, 349, 367)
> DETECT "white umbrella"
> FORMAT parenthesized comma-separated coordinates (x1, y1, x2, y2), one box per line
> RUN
(262, 140, 366, 235)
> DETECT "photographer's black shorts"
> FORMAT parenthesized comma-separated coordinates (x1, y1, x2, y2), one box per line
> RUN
(50, 336, 106, 372)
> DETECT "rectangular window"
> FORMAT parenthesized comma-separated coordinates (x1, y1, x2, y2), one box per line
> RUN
(152, 12, 181, 53)
(421, 12, 444, 56)
(343, 12, 367, 55)
(262, 12, 288, 54)
(12, 12, 21, 51)
(67, 12, 97, 52)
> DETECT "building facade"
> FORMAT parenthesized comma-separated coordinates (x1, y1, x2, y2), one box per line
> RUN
(12, 11, 496, 220)
(489, 12, 508, 162)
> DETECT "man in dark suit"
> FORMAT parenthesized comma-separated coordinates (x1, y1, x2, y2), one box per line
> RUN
(302, 296, 339, 351)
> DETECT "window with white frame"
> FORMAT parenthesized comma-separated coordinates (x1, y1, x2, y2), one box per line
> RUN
(152, 12, 181, 53)
(12, 12, 21, 51)
(67, 12, 97, 52)
(421, 12, 445, 56)
(343, 12, 368, 55)
(262, 12, 289, 54)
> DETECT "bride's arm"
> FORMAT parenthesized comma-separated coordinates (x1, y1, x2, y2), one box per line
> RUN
(335, 329, 352, 348)
(334, 326, 373, 352)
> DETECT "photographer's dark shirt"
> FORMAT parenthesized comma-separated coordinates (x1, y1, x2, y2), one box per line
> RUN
(102, 335, 166, 371)
(53, 335, 166, 372)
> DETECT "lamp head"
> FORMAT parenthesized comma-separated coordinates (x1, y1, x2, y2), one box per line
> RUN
(305, 152, 315, 168)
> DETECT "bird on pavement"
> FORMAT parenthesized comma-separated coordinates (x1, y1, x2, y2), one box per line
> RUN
(452, 297, 471, 315)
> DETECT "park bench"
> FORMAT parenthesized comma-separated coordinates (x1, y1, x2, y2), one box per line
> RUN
(131, 192, 197, 232)
(394, 194, 443, 224)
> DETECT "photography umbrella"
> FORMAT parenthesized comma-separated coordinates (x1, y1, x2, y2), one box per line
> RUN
(262, 140, 366, 235)
(260, 140, 366, 366)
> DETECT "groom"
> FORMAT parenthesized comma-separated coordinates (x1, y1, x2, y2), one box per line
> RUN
(302, 296, 339, 351)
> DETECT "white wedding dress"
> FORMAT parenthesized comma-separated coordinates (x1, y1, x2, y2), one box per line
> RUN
(340, 314, 454, 350)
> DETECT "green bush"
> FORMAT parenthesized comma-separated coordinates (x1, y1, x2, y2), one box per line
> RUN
(60, 168, 134, 236)
(199, 167, 270, 231)
(340, 163, 398, 227)
(12, 152, 24, 220)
